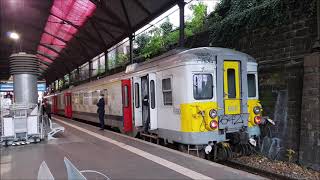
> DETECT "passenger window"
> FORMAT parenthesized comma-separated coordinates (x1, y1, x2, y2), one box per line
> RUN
(162, 78, 172, 105)
(247, 74, 257, 98)
(92, 91, 99, 105)
(150, 80, 155, 109)
(79, 93, 83, 105)
(134, 83, 140, 108)
(227, 69, 236, 98)
(123, 85, 129, 108)
(83, 92, 89, 105)
(193, 74, 213, 100)
(102, 89, 108, 104)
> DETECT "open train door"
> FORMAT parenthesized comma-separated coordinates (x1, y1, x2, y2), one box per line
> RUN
(133, 77, 142, 127)
(64, 93, 72, 118)
(148, 73, 158, 130)
(122, 79, 133, 132)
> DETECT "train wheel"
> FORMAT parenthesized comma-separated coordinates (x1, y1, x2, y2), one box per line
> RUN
(216, 143, 228, 161)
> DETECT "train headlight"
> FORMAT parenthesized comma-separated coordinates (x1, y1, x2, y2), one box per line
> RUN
(209, 109, 217, 118)
(253, 106, 261, 115)
(254, 116, 262, 125)
(210, 120, 218, 129)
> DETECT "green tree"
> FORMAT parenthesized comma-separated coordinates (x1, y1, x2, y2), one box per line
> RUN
(135, 33, 151, 53)
(160, 18, 173, 36)
(188, 2, 207, 34)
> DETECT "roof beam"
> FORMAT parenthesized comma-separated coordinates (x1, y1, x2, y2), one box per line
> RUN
(100, 0, 129, 29)
(92, 15, 126, 30)
(36, 52, 54, 63)
(134, 0, 151, 15)
(90, 20, 109, 49)
(39, 43, 61, 55)
(92, 17, 116, 40)
(120, 0, 132, 30)
(43, 31, 68, 44)
(50, 13, 80, 29)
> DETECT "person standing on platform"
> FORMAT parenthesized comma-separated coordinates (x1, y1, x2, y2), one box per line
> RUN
(96, 94, 105, 130)
(45, 101, 52, 120)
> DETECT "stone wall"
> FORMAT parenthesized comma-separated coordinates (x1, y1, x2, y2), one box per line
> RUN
(299, 53, 320, 171)
(186, 5, 318, 168)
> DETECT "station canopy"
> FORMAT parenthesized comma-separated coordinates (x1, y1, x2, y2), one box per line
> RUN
(0, 0, 179, 83)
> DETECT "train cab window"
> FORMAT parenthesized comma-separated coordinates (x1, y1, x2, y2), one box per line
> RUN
(247, 74, 257, 98)
(150, 80, 155, 109)
(193, 74, 213, 100)
(162, 78, 172, 105)
(227, 69, 236, 98)
(123, 85, 129, 108)
(134, 83, 140, 108)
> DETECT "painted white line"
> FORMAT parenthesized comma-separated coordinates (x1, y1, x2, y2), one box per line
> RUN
(54, 117, 214, 180)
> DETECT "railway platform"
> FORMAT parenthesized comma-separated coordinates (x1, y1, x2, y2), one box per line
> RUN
(1, 115, 265, 180)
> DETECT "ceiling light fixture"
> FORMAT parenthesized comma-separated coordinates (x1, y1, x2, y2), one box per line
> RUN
(8, 31, 20, 40)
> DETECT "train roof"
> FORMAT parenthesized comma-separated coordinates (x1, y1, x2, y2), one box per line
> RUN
(58, 47, 256, 92)
(180, 47, 256, 62)
(135, 47, 256, 68)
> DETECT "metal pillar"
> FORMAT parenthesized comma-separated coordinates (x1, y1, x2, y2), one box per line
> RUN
(129, 34, 134, 64)
(89, 61, 92, 81)
(178, 0, 186, 47)
(313, 0, 320, 51)
(77, 67, 80, 82)
(105, 52, 108, 74)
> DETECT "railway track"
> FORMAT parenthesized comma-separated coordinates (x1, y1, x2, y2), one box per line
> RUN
(220, 160, 298, 180)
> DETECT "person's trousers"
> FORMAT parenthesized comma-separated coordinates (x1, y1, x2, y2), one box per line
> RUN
(99, 112, 105, 129)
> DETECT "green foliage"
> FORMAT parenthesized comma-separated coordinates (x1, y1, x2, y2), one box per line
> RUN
(160, 18, 173, 36)
(208, 0, 286, 44)
(286, 149, 296, 163)
(141, 28, 165, 59)
(188, 2, 207, 34)
(135, 33, 151, 55)
(109, 52, 129, 68)
(134, 2, 208, 59)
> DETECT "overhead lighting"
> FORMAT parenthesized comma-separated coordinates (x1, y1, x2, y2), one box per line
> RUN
(8, 32, 20, 40)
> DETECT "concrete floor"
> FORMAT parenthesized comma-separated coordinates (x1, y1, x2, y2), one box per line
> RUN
(1, 116, 265, 180)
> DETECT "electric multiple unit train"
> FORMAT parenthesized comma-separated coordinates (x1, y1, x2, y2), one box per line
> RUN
(45, 47, 264, 160)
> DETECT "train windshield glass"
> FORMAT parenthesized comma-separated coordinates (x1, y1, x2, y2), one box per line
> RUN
(193, 74, 213, 100)
(247, 74, 257, 98)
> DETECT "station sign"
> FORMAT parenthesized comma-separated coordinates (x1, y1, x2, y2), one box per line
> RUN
(0, 82, 46, 92)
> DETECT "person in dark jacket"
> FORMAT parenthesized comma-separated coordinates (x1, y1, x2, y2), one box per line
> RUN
(45, 101, 52, 119)
(96, 94, 105, 130)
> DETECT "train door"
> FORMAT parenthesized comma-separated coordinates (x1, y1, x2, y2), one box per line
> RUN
(223, 61, 241, 115)
(53, 96, 58, 114)
(64, 93, 72, 118)
(133, 77, 142, 127)
(121, 79, 133, 132)
(140, 73, 158, 131)
(148, 73, 157, 130)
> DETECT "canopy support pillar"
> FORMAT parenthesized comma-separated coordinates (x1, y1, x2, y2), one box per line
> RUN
(178, 0, 186, 47)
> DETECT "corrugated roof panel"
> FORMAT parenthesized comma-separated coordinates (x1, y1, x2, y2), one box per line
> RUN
(37, 0, 96, 63)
